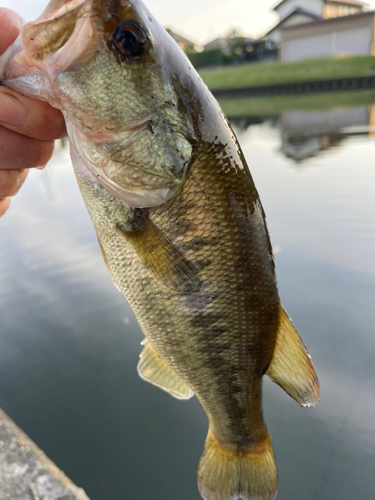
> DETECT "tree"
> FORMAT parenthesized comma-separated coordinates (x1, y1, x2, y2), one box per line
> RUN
(226, 29, 245, 60)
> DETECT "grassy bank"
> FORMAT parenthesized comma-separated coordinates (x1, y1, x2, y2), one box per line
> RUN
(200, 55, 375, 90)
(218, 90, 375, 117)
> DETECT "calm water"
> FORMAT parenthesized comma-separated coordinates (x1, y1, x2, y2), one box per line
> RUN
(0, 103, 374, 500)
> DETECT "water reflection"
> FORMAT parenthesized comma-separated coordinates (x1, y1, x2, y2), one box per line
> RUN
(281, 106, 375, 162)
(0, 101, 374, 500)
(231, 104, 375, 162)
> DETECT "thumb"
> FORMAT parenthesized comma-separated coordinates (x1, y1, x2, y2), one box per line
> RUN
(0, 8, 24, 56)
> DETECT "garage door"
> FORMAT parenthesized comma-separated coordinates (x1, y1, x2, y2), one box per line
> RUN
(284, 33, 332, 61)
(336, 27, 371, 55)
(283, 26, 372, 61)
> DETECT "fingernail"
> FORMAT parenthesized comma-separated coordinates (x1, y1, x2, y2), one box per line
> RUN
(0, 92, 27, 126)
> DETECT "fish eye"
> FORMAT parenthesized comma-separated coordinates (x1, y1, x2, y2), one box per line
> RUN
(110, 21, 147, 61)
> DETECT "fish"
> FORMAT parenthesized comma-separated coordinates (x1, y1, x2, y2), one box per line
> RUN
(0, 1, 320, 499)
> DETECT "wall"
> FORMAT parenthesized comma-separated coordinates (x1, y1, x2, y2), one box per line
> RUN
(280, 13, 375, 61)
(267, 13, 318, 44)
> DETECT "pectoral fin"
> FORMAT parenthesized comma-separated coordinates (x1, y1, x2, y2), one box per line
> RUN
(266, 308, 319, 407)
(117, 218, 200, 293)
(138, 339, 194, 400)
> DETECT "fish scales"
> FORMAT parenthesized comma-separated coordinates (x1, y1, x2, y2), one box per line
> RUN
(77, 139, 279, 448)
(0, 1, 320, 499)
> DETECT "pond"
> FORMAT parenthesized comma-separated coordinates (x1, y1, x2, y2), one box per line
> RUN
(0, 95, 374, 500)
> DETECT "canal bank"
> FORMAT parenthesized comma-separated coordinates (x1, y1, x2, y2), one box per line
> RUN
(199, 55, 375, 98)
(199, 55, 375, 89)
(0, 409, 90, 500)
(211, 74, 375, 99)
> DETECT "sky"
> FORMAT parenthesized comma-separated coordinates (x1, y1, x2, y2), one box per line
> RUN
(1, 0, 375, 45)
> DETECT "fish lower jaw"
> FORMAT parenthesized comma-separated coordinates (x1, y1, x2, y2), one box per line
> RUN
(104, 160, 176, 190)
(85, 161, 177, 208)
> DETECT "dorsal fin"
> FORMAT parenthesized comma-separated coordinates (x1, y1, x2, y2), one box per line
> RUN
(117, 218, 200, 294)
(266, 308, 320, 407)
(138, 339, 194, 400)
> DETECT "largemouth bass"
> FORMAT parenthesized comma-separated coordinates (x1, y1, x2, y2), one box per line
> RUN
(0, 1, 319, 499)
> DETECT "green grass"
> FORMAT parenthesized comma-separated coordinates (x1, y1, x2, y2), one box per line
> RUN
(218, 90, 375, 117)
(199, 55, 375, 90)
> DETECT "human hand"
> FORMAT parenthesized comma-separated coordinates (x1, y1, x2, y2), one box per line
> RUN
(0, 8, 67, 218)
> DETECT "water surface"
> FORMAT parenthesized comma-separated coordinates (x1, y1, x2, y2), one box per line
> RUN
(0, 102, 374, 500)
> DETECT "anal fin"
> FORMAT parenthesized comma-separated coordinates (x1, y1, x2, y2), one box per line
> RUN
(266, 308, 320, 407)
(138, 339, 194, 400)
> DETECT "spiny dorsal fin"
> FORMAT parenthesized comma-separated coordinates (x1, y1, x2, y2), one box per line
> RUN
(266, 308, 320, 407)
(117, 219, 200, 294)
(138, 339, 194, 400)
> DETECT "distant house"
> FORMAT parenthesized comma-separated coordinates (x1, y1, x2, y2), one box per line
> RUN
(280, 10, 375, 60)
(264, 0, 367, 44)
(166, 29, 195, 52)
(202, 36, 276, 62)
(265, 7, 323, 44)
(203, 37, 229, 52)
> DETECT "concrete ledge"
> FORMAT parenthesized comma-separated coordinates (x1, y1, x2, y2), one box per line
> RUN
(211, 74, 375, 98)
(0, 409, 90, 500)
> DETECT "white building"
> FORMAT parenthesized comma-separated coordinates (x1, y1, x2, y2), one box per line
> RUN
(264, 0, 366, 44)
(280, 10, 375, 60)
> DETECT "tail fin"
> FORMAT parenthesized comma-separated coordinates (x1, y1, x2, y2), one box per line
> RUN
(198, 429, 277, 500)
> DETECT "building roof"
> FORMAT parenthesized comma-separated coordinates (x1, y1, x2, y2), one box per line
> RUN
(203, 37, 228, 50)
(273, 0, 366, 11)
(265, 8, 323, 36)
(166, 30, 194, 48)
(281, 8, 375, 30)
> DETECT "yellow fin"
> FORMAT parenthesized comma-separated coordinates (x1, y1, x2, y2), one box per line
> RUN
(266, 308, 320, 407)
(198, 429, 277, 500)
(138, 340, 194, 400)
(118, 219, 200, 293)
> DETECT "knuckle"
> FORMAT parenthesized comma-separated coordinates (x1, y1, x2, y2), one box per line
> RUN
(14, 138, 54, 169)
(26, 101, 67, 140)
(0, 127, 54, 170)
(0, 169, 29, 197)
(33, 139, 54, 166)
